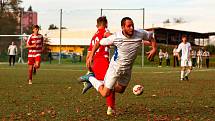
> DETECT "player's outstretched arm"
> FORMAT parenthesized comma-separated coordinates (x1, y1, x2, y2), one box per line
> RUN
(86, 51, 93, 72)
(146, 38, 157, 61)
(86, 41, 101, 69)
(143, 40, 152, 46)
(103, 31, 112, 38)
(86, 35, 114, 68)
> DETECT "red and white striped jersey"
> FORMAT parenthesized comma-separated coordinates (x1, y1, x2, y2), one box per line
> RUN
(88, 28, 109, 59)
(27, 34, 43, 57)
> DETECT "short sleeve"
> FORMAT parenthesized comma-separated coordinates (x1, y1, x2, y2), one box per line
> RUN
(137, 29, 154, 40)
(100, 34, 115, 46)
(189, 43, 192, 50)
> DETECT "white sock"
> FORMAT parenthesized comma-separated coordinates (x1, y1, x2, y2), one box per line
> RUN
(89, 76, 104, 91)
(185, 69, 191, 77)
(181, 71, 185, 79)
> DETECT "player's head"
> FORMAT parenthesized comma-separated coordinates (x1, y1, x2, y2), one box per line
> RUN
(32, 25, 40, 34)
(11, 41, 14, 45)
(121, 17, 134, 38)
(96, 16, 108, 28)
(181, 34, 187, 43)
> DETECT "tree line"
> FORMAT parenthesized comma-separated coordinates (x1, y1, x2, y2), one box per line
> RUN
(0, 0, 23, 35)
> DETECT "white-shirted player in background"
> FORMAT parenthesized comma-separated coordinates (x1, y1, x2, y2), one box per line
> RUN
(176, 35, 192, 81)
(8, 41, 18, 66)
(197, 48, 203, 68)
(79, 17, 157, 101)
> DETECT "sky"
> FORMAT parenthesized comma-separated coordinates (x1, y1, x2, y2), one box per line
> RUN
(21, 0, 215, 30)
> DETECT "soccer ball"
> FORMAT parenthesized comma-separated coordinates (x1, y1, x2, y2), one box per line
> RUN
(132, 85, 144, 96)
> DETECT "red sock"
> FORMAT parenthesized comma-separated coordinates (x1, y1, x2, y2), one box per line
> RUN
(28, 69, 33, 80)
(106, 90, 115, 109)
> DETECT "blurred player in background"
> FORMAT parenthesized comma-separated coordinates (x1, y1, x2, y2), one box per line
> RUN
(164, 50, 170, 66)
(173, 45, 179, 67)
(79, 17, 157, 112)
(158, 49, 164, 67)
(176, 35, 192, 81)
(81, 16, 115, 115)
(191, 49, 197, 67)
(203, 49, 210, 68)
(26, 25, 43, 84)
(197, 48, 203, 68)
(8, 41, 18, 66)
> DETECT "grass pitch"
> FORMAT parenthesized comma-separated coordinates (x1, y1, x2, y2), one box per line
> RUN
(0, 64, 214, 121)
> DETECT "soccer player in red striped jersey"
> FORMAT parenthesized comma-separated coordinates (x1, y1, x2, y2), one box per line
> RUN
(81, 16, 116, 115)
(26, 25, 43, 84)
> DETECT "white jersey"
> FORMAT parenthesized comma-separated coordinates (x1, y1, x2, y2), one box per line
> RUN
(203, 51, 210, 58)
(197, 50, 203, 57)
(164, 52, 170, 59)
(100, 29, 153, 89)
(100, 29, 153, 70)
(159, 51, 164, 59)
(8, 45, 18, 55)
(176, 42, 192, 60)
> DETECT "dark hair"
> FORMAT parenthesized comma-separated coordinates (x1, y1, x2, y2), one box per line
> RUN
(181, 34, 187, 38)
(97, 16, 107, 26)
(121, 17, 133, 27)
(32, 25, 40, 29)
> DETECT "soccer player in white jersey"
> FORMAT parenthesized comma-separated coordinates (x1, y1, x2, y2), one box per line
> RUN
(80, 17, 157, 103)
(8, 41, 18, 66)
(176, 35, 192, 81)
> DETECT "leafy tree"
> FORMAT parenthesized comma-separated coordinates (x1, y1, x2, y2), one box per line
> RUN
(0, 0, 23, 54)
(0, 0, 22, 35)
(27, 5, 32, 11)
(48, 24, 59, 30)
(173, 17, 185, 23)
(61, 26, 67, 29)
(162, 17, 186, 24)
(163, 19, 170, 24)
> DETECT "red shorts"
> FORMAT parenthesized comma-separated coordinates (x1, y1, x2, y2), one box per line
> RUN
(28, 56, 41, 65)
(92, 57, 109, 80)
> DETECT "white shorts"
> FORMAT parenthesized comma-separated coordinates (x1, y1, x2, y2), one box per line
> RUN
(181, 59, 192, 67)
(104, 61, 131, 89)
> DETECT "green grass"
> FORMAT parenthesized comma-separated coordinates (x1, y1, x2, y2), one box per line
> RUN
(0, 64, 214, 121)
